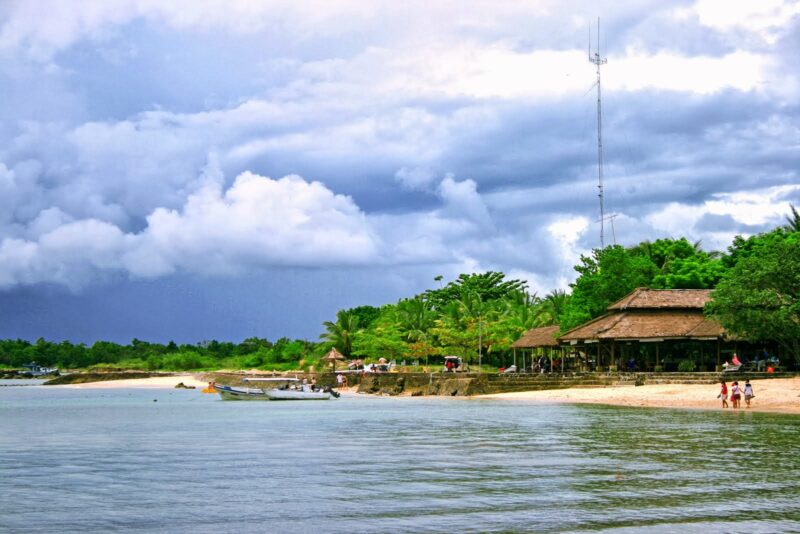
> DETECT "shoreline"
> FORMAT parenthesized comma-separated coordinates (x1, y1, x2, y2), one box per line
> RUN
(53, 375, 210, 389)
(478, 377, 800, 415)
(44, 374, 800, 414)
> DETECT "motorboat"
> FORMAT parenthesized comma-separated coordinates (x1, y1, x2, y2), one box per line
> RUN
(216, 378, 337, 401)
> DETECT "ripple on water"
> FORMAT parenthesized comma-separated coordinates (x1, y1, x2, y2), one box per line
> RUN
(0, 389, 799, 533)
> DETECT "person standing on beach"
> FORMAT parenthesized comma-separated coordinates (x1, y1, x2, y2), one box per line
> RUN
(719, 381, 728, 408)
(731, 381, 741, 409)
(743, 380, 755, 408)
(336, 373, 343, 389)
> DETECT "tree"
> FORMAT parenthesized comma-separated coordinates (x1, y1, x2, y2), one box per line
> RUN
(785, 204, 800, 232)
(423, 271, 526, 309)
(395, 297, 435, 344)
(488, 291, 543, 351)
(559, 245, 659, 331)
(706, 231, 800, 363)
(346, 305, 382, 329)
(320, 309, 361, 357)
(538, 289, 569, 326)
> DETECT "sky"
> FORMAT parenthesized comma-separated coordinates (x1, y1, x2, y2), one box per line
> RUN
(1, 0, 799, 344)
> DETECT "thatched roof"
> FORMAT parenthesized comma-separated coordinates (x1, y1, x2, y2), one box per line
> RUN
(559, 310, 725, 342)
(512, 325, 560, 348)
(607, 288, 712, 311)
(322, 347, 345, 361)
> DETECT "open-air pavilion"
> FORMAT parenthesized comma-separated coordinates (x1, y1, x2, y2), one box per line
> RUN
(511, 325, 564, 372)
(558, 288, 732, 372)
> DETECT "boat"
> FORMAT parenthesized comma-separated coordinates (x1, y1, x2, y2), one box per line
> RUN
(215, 378, 337, 401)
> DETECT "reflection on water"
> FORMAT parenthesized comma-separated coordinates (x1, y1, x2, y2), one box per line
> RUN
(1, 387, 799, 533)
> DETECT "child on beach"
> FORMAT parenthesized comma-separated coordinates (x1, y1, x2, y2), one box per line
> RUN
(731, 381, 741, 409)
(743, 380, 755, 408)
(719, 381, 728, 408)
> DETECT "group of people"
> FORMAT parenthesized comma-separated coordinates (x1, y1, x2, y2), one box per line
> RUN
(719, 379, 755, 409)
(335, 373, 349, 389)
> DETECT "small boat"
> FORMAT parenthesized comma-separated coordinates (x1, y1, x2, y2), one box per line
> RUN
(216, 378, 337, 401)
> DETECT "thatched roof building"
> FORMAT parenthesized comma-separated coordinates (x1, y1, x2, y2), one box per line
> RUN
(512, 325, 560, 348)
(559, 288, 726, 343)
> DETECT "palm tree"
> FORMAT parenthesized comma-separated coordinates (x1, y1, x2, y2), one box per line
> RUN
(785, 204, 800, 232)
(320, 310, 360, 357)
(538, 289, 569, 326)
(396, 297, 435, 343)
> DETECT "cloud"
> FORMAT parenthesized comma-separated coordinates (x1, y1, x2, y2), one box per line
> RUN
(0, 0, 799, 342)
(0, 171, 380, 288)
(394, 166, 437, 191)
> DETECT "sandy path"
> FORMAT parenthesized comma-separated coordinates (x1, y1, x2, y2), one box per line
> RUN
(480, 377, 800, 414)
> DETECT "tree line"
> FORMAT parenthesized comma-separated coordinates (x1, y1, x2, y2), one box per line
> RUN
(2, 208, 798, 371)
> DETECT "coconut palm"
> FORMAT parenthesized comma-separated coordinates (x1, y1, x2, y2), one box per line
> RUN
(785, 204, 800, 232)
(396, 297, 435, 343)
(320, 309, 360, 357)
(538, 289, 569, 326)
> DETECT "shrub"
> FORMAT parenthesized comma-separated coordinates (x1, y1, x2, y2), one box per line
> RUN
(677, 359, 697, 372)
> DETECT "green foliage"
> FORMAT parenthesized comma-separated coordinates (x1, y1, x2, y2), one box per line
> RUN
(651, 256, 726, 289)
(0, 336, 312, 371)
(785, 204, 800, 232)
(677, 359, 697, 372)
(707, 230, 800, 362)
(560, 245, 659, 331)
(423, 271, 527, 309)
(347, 305, 382, 329)
(320, 309, 361, 357)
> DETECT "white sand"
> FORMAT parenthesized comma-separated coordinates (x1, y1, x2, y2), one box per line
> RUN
(61, 375, 209, 389)
(480, 377, 800, 414)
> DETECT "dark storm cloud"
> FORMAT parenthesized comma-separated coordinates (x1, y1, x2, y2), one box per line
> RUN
(0, 0, 798, 340)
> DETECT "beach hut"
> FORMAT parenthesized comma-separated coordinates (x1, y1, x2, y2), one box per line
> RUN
(322, 347, 346, 372)
(558, 288, 729, 372)
(511, 325, 562, 372)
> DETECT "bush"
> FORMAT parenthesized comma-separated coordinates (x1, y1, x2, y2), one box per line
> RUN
(677, 359, 697, 372)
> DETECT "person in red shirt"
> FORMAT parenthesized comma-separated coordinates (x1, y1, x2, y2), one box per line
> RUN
(720, 381, 729, 408)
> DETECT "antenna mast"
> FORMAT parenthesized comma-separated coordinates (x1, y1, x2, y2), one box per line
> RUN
(589, 17, 608, 248)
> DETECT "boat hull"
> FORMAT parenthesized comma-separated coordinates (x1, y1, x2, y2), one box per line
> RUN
(216, 385, 331, 401)
(264, 389, 331, 400)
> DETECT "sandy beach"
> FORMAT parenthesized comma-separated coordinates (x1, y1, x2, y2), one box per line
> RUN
(481, 377, 800, 414)
(59, 375, 210, 389)
(52, 374, 800, 414)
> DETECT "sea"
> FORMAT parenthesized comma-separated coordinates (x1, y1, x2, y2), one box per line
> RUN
(1, 383, 799, 533)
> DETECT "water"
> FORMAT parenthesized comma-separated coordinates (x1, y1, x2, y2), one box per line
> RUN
(1, 386, 799, 533)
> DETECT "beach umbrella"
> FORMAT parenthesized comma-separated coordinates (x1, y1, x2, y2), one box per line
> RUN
(322, 347, 346, 371)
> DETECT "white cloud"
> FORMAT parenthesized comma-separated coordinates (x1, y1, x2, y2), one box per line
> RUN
(394, 166, 437, 191)
(0, 171, 381, 288)
(688, 0, 800, 43)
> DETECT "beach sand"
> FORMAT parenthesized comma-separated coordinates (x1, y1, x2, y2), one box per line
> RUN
(60, 375, 209, 389)
(480, 377, 800, 414)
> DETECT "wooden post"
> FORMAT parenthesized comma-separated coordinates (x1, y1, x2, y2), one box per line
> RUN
(611, 342, 616, 371)
(597, 341, 601, 371)
(656, 344, 660, 369)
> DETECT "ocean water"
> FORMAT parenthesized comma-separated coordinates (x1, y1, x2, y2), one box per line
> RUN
(1, 385, 799, 533)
